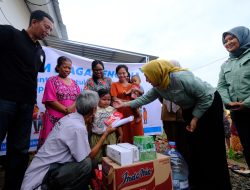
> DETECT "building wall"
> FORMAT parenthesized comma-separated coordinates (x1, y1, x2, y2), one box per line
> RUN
(0, 0, 30, 30)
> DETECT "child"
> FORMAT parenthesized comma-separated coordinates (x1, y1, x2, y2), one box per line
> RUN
(90, 89, 123, 163)
(32, 104, 39, 134)
(37, 112, 45, 133)
(126, 75, 144, 123)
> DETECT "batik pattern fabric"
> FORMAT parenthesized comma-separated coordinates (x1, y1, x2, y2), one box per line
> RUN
(38, 75, 80, 147)
(84, 77, 112, 92)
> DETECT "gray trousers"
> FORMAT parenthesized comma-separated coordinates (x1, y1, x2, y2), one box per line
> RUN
(40, 157, 92, 190)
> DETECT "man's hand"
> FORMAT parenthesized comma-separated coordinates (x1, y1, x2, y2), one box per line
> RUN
(89, 126, 116, 159)
(84, 108, 96, 126)
(104, 126, 116, 136)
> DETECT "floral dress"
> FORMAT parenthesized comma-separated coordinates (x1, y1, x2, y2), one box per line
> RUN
(38, 75, 80, 147)
(84, 77, 112, 92)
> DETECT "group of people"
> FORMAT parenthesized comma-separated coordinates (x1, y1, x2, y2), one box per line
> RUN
(0, 8, 250, 190)
(21, 59, 145, 189)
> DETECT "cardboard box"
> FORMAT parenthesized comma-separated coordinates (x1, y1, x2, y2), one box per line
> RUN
(106, 144, 133, 166)
(102, 153, 173, 190)
(117, 143, 139, 162)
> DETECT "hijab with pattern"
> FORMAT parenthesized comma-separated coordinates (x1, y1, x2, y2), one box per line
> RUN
(222, 26, 250, 58)
(141, 59, 184, 89)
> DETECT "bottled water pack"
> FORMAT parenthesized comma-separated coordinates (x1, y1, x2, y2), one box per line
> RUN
(165, 141, 189, 190)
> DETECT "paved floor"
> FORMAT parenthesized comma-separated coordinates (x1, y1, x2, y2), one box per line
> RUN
(228, 159, 250, 190)
(0, 152, 248, 189)
(0, 153, 35, 189)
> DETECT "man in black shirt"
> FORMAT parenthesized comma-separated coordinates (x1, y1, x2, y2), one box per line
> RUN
(0, 10, 54, 190)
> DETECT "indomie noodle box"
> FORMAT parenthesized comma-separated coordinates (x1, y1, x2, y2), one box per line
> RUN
(102, 153, 173, 190)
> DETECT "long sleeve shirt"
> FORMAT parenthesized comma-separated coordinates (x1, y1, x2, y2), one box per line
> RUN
(217, 49, 250, 108)
(130, 71, 215, 119)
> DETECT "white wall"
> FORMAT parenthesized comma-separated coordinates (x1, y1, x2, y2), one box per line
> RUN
(0, 0, 30, 29)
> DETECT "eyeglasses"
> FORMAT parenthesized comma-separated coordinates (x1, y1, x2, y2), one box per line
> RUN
(93, 69, 104, 73)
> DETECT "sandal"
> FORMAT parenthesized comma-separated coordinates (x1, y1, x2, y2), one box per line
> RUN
(230, 165, 250, 177)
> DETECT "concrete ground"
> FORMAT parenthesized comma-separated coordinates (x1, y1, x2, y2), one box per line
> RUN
(0, 145, 249, 189)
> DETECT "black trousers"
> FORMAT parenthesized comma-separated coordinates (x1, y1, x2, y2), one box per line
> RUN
(41, 157, 92, 190)
(182, 91, 231, 190)
(163, 120, 190, 164)
(0, 99, 34, 190)
(231, 109, 250, 168)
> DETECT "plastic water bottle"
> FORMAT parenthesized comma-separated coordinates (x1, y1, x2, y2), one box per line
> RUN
(165, 141, 189, 190)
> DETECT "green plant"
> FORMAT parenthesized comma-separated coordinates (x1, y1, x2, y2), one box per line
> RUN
(228, 146, 235, 160)
(227, 146, 245, 164)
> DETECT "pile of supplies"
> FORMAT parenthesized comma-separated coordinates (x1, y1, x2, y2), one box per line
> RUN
(106, 136, 156, 165)
(104, 111, 134, 128)
(102, 136, 173, 190)
(155, 133, 168, 153)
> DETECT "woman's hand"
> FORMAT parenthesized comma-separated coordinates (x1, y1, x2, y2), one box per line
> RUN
(226, 102, 244, 111)
(112, 99, 124, 108)
(64, 107, 70, 115)
(117, 127, 123, 143)
(66, 104, 75, 113)
(117, 134, 123, 143)
(124, 89, 132, 95)
(65, 102, 77, 114)
(186, 117, 198, 132)
(47, 101, 69, 114)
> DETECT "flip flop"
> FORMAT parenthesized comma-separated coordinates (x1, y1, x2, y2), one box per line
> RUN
(228, 164, 240, 170)
(230, 167, 250, 177)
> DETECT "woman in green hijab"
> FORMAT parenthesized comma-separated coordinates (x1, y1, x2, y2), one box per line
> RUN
(114, 59, 231, 190)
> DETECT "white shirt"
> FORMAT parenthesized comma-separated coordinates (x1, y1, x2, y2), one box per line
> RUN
(21, 112, 91, 190)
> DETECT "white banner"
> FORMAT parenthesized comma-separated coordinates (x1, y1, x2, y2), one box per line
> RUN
(0, 47, 162, 155)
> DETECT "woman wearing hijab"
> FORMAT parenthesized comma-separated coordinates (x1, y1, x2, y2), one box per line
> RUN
(160, 60, 189, 165)
(217, 26, 250, 169)
(114, 60, 231, 190)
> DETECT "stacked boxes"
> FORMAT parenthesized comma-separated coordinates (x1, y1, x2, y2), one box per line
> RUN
(133, 136, 157, 161)
(102, 153, 173, 190)
(107, 136, 157, 165)
(106, 143, 140, 165)
(117, 143, 139, 162)
(106, 144, 133, 166)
